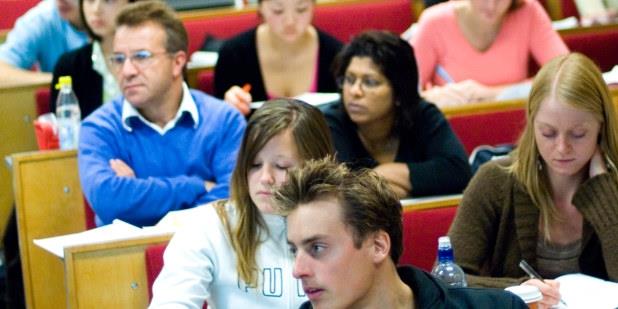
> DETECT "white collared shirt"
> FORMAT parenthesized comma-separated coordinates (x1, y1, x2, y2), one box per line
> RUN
(121, 82, 199, 135)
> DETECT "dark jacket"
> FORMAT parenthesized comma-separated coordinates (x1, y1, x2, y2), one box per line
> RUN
(299, 266, 528, 308)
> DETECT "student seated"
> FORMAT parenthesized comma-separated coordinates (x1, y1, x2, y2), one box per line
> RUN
(214, 0, 342, 115)
(0, 0, 88, 85)
(78, 1, 245, 227)
(51, 0, 140, 118)
(322, 31, 471, 198)
(449, 53, 618, 309)
(274, 157, 527, 308)
(149, 99, 334, 308)
(410, 0, 568, 106)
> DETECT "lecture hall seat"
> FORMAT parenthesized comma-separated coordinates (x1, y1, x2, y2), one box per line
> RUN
(400, 206, 458, 272)
(145, 243, 208, 308)
(447, 108, 526, 155)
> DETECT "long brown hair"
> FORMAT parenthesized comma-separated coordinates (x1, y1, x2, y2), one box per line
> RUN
(222, 99, 334, 286)
(510, 53, 618, 239)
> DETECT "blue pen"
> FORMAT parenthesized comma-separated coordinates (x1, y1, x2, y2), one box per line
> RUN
(436, 65, 455, 84)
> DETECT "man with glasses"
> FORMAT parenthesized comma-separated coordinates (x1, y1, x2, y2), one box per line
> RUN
(0, 0, 88, 85)
(78, 1, 246, 227)
(274, 158, 527, 309)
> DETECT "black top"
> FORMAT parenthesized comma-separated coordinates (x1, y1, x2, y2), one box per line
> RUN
(50, 43, 104, 119)
(214, 28, 343, 101)
(300, 265, 528, 308)
(321, 100, 471, 197)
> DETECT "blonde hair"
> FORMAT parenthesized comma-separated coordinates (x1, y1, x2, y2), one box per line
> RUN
(510, 53, 618, 239)
(219, 99, 334, 287)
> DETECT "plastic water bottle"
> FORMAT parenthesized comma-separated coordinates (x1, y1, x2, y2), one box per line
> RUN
(431, 236, 468, 287)
(55, 76, 81, 149)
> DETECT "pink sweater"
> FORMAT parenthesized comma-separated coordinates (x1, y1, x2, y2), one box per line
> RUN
(411, 0, 568, 88)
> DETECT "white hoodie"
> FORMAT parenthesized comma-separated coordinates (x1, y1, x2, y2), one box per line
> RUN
(149, 202, 307, 309)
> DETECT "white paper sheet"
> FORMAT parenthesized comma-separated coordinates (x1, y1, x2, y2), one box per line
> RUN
(553, 273, 618, 309)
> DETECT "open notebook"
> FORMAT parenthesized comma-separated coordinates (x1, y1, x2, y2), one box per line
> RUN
(553, 273, 618, 309)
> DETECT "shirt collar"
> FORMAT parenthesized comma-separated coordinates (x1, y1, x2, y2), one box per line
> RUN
(121, 82, 199, 135)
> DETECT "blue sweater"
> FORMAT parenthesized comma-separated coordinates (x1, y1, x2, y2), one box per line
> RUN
(78, 89, 246, 227)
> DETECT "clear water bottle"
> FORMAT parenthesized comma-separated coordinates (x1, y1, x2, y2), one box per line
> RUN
(55, 76, 81, 149)
(431, 236, 468, 287)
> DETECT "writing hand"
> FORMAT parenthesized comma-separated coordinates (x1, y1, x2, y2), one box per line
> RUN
(109, 159, 136, 178)
(224, 85, 252, 115)
(522, 279, 560, 309)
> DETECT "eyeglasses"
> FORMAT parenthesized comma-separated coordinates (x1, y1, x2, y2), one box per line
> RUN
(337, 74, 385, 91)
(109, 50, 170, 71)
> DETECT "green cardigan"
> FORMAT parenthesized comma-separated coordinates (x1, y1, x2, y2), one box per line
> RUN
(449, 160, 618, 288)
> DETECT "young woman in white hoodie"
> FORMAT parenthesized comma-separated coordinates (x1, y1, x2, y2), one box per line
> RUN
(149, 99, 334, 308)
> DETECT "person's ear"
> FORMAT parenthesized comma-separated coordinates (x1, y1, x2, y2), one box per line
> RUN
(171, 50, 187, 77)
(370, 230, 391, 264)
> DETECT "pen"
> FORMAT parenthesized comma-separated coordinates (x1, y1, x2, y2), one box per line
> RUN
(436, 65, 455, 84)
(518, 260, 568, 307)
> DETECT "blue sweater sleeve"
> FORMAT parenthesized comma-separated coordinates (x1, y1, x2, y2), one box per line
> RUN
(78, 116, 208, 227)
(195, 106, 246, 205)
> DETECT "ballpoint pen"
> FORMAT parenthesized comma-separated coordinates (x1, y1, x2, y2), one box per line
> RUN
(519, 260, 568, 307)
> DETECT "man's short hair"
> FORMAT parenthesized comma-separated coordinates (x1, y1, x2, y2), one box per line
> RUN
(115, 0, 188, 54)
(274, 157, 403, 263)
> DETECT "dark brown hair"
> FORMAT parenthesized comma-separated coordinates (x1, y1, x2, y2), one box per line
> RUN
(274, 157, 404, 263)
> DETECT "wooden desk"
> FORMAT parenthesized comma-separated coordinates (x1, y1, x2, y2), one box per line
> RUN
(11, 150, 86, 309)
(63, 234, 172, 308)
(0, 81, 48, 240)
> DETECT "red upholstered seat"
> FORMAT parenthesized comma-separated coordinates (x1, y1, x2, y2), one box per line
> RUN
(563, 30, 618, 72)
(0, 0, 39, 30)
(182, 0, 414, 54)
(197, 70, 215, 95)
(35, 87, 51, 116)
(448, 108, 526, 155)
(145, 243, 168, 302)
(313, 0, 413, 42)
(145, 243, 208, 308)
(400, 206, 458, 272)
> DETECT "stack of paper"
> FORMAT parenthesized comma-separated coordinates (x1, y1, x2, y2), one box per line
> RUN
(34, 220, 171, 258)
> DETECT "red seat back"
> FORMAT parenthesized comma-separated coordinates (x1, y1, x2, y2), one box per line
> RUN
(83, 197, 96, 230)
(313, 0, 413, 42)
(145, 243, 168, 301)
(35, 87, 51, 116)
(197, 70, 215, 95)
(400, 206, 458, 272)
(0, 0, 39, 30)
(448, 108, 526, 155)
(563, 30, 618, 72)
(145, 243, 207, 308)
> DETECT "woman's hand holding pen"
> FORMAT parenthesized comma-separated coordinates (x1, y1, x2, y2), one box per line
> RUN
(422, 80, 501, 107)
(522, 279, 561, 309)
(224, 84, 252, 115)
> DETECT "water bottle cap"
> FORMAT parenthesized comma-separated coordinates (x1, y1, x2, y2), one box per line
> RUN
(438, 236, 451, 247)
(55, 76, 73, 90)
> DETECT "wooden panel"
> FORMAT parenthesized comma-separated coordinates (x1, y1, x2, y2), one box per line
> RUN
(0, 82, 47, 240)
(12, 150, 86, 309)
(64, 235, 171, 308)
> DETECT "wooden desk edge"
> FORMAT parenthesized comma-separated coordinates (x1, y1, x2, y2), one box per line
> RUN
(402, 195, 462, 212)
(63, 233, 173, 256)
